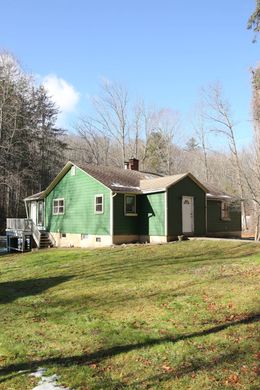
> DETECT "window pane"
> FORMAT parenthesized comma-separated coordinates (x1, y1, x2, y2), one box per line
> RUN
(221, 202, 229, 219)
(54, 200, 58, 207)
(59, 200, 64, 206)
(54, 206, 58, 214)
(96, 196, 102, 204)
(125, 196, 135, 213)
(59, 206, 64, 213)
(96, 204, 102, 212)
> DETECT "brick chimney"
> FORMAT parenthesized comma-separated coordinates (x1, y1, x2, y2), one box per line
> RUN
(129, 158, 139, 171)
(124, 158, 139, 171)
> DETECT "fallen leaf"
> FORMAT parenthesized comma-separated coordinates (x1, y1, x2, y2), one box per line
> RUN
(162, 365, 172, 372)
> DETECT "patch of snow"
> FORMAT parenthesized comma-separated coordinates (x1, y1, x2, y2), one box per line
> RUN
(112, 183, 140, 189)
(30, 367, 47, 378)
(30, 367, 71, 390)
(207, 193, 232, 199)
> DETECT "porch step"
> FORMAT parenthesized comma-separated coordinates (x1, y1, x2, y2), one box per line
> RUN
(39, 232, 53, 248)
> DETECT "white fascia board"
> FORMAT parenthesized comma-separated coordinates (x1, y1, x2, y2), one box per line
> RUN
(141, 188, 166, 194)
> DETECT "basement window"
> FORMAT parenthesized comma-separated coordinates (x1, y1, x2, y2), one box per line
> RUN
(61, 233, 66, 238)
(95, 195, 104, 214)
(96, 237, 101, 242)
(124, 195, 137, 216)
(221, 201, 230, 220)
(53, 198, 65, 215)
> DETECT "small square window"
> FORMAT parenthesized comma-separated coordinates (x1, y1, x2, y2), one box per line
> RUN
(96, 237, 101, 242)
(95, 195, 104, 214)
(61, 233, 66, 238)
(124, 195, 136, 215)
(81, 234, 88, 240)
(53, 199, 65, 215)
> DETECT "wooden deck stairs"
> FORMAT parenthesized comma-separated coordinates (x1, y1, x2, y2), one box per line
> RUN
(6, 219, 55, 251)
(39, 231, 53, 249)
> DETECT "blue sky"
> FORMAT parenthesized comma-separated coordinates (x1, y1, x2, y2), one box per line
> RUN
(0, 0, 259, 147)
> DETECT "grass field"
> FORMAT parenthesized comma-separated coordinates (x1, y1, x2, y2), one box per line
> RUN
(0, 240, 259, 389)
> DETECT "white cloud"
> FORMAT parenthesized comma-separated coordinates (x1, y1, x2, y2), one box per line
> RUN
(42, 74, 80, 123)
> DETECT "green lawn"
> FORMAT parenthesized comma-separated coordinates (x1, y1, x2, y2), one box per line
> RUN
(0, 241, 259, 389)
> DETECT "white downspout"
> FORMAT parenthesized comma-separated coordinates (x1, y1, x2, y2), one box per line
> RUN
(165, 190, 168, 241)
(110, 192, 117, 244)
(205, 194, 208, 235)
(24, 200, 29, 218)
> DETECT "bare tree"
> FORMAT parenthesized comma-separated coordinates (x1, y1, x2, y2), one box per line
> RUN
(203, 83, 248, 229)
(93, 80, 129, 166)
(191, 100, 210, 182)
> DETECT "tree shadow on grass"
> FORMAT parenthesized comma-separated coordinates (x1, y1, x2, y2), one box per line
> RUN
(70, 245, 259, 284)
(133, 349, 244, 388)
(0, 275, 74, 304)
(0, 313, 259, 383)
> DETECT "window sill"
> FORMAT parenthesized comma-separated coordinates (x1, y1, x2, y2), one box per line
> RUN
(125, 213, 138, 217)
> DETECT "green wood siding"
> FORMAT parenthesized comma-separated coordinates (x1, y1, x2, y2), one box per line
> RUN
(167, 177, 206, 236)
(113, 194, 139, 235)
(45, 167, 111, 235)
(207, 200, 241, 233)
(139, 192, 165, 236)
(113, 192, 165, 236)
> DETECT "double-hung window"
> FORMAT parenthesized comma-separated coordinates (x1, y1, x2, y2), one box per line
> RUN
(221, 201, 230, 220)
(53, 198, 65, 215)
(95, 195, 104, 214)
(124, 195, 137, 216)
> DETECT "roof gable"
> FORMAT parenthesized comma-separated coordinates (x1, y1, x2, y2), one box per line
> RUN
(24, 162, 208, 201)
(140, 173, 208, 193)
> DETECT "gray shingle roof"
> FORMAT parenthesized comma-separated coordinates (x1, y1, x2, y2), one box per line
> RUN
(78, 164, 159, 193)
(24, 162, 238, 201)
(206, 183, 239, 201)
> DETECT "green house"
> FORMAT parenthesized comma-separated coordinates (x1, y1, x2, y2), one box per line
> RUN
(6, 159, 241, 250)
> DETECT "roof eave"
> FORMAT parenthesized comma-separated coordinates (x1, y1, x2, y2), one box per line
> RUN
(23, 161, 74, 201)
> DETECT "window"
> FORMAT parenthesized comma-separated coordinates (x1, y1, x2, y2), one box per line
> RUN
(71, 166, 76, 176)
(124, 195, 137, 215)
(61, 233, 66, 238)
(81, 234, 88, 240)
(53, 198, 65, 215)
(95, 195, 104, 214)
(221, 201, 230, 220)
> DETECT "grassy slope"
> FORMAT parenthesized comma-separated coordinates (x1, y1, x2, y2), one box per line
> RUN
(0, 241, 259, 390)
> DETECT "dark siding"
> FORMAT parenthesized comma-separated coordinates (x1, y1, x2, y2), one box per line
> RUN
(113, 194, 139, 235)
(207, 200, 241, 235)
(113, 192, 165, 236)
(139, 192, 165, 236)
(167, 177, 206, 236)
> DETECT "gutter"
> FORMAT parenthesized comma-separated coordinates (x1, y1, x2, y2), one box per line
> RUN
(110, 192, 117, 242)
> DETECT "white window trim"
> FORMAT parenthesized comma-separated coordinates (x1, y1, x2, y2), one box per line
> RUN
(53, 198, 65, 215)
(71, 166, 76, 176)
(124, 194, 137, 216)
(95, 194, 104, 214)
(221, 201, 230, 221)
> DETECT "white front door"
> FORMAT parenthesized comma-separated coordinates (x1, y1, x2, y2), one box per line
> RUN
(182, 196, 194, 234)
(37, 201, 44, 227)
(30, 202, 37, 225)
